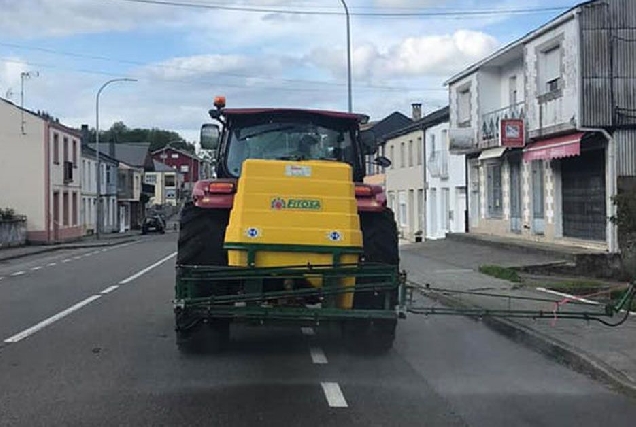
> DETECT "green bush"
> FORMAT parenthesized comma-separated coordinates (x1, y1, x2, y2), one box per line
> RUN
(0, 208, 16, 220)
(610, 191, 636, 234)
(478, 265, 522, 282)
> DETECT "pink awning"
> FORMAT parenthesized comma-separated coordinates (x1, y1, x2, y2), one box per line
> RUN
(523, 132, 584, 162)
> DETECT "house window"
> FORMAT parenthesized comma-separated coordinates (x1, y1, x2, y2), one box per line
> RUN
(180, 164, 190, 173)
(539, 45, 561, 95)
(486, 162, 503, 218)
(145, 174, 157, 184)
(72, 139, 77, 167)
(417, 137, 423, 166)
(398, 191, 407, 227)
(388, 191, 396, 214)
(164, 174, 176, 187)
(63, 192, 69, 226)
(408, 140, 413, 167)
(458, 88, 471, 126)
(429, 133, 436, 154)
(63, 137, 69, 162)
(53, 133, 59, 164)
(72, 192, 78, 226)
(171, 153, 179, 159)
(106, 166, 111, 185)
(400, 142, 405, 168)
(389, 145, 395, 169)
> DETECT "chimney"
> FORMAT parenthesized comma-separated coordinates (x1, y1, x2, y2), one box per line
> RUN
(411, 103, 422, 121)
(80, 124, 90, 147)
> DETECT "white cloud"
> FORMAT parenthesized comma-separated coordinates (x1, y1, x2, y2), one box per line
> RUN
(310, 30, 499, 80)
(0, 0, 187, 37)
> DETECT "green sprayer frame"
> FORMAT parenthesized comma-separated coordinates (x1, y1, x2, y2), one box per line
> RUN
(174, 261, 406, 325)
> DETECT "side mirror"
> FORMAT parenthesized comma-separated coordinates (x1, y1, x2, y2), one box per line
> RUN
(360, 129, 377, 155)
(373, 156, 391, 168)
(200, 123, 220, 151)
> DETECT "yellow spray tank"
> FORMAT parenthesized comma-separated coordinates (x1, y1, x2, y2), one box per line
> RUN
(224, 159, 362, 309)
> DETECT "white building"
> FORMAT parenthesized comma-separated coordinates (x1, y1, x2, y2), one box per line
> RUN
(145, 160, 184, 207)
(80, 145, 119, 235)
(447, 0, 636, 253)
(425, 114, 467, 239)
(385, 106, 464, 242)
(0, 98, 83, 243)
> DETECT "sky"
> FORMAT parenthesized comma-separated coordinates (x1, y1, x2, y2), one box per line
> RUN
(0, 0, 582, 145)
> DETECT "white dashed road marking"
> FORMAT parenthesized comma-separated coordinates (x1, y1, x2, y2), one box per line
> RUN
(47, 263, 57, 267)
(321, 382, 348, 408)
(310, 347, 328, 364)
(301, 327, 315, 336)
(100, 285, 119, 295)
(62, 259, 71, 263)
(10, 271, 25, 277)
(31, 266, 42, 271)
(3, 251, 177, 344)
(4, 295, 102, 343)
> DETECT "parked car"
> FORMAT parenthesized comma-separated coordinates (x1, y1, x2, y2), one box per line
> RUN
(141, 215, 166, 235)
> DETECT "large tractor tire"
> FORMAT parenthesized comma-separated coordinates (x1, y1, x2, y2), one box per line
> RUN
(345, 208, 399, 353)
(175, 202, 231, 354)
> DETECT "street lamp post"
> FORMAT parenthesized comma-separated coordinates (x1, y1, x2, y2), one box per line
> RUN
(339, 0, 353, 113)
(96, 78, 136, 240)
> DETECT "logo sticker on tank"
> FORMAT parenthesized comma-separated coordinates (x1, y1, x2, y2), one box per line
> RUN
(285, 165, 312, 177)
(271, 197, 321, 211)
(246, 227, 260, 238)
(328, 231, 343, 242)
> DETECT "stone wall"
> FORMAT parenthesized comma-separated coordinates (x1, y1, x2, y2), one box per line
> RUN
(0, 219, 27, 248)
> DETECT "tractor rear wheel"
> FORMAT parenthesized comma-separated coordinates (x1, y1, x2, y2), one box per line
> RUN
(175, 202, 232, 353)
(346, 208, 399, 353)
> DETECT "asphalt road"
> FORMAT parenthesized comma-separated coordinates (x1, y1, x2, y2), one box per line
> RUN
(1, 234, 635, 427)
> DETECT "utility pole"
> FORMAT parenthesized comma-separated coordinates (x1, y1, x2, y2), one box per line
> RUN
(95, 78, 136, 239)
(339, 0, 353, 113)
(20, 71, 39, 134)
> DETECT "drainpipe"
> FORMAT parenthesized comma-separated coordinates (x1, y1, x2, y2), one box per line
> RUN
(575, 8, 618, 253)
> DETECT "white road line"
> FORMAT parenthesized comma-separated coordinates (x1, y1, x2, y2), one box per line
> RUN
(119, 252, 176, 285)
(31, 266, 42, 271)
(3, 251, 177, 344)
(47, 262, 57, 267)
(310, 347, 328, 364)
(4, 295, 102, 343)
(10, 271, 25, 277)
(536, 287, 600, 305)
(62, 259, 71, 263)
(72, 256, 82, 260)
(0, 277, 4, 281)
(301, 327, 315, 336)
(321, 382, 348, 408)
(100, 285, 119, 295)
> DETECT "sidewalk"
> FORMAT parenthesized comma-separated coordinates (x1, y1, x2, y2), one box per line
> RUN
(400, 239, 636, 397)
(0, 230, 140, 263)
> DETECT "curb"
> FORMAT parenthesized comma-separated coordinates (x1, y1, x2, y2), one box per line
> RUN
(0, 237, 139, 263)
(417, 285, 636, 398)
(446, 233, 579, 262)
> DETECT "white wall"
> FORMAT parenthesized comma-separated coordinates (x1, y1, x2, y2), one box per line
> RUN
(385, 129, 425, 241)
(425, 121, 467, 239)
(525, 17, 579, 133)
(0, 101, 45, 231)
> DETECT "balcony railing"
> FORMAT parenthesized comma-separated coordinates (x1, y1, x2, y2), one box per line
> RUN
(481, 102, 525, 144)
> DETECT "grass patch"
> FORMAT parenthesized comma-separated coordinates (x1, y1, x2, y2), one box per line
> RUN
(478, 265, 522, 282)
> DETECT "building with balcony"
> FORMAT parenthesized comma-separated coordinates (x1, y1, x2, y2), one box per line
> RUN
(447, 0, 636, 253)
(151, 147, 203, 195)
(90, 141, 154, 231)
(80, 145, 118, 235)
(0, 98, 83, 243)
(383, 106, 463, 242)
(145, 160, 184, 207)
(424, 107, 467, 240)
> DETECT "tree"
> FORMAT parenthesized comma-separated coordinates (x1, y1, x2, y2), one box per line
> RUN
(85, 122, 195, 153)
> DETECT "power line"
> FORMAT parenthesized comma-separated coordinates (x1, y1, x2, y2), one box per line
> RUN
(112, 0, 571, 18)
(0, 57, 445, 94)
(0, 41, 446, 92)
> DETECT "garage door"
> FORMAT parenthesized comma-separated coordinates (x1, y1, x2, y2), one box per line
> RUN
(561, 150, 606, 241)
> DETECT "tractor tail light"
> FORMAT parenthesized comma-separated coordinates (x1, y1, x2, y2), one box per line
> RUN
(208, 182, 235, 194)
(355, 185, 374, 197)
